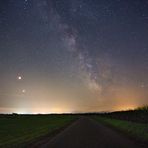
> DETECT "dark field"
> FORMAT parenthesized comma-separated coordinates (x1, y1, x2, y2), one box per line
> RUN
(0, 114, 76, 147)
(94, 116, 148, 142)
(0, 107, 148, 147)
(93, 106, 148, 142)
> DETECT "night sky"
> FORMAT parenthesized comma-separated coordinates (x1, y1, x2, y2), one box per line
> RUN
(0, 0, 148, 113)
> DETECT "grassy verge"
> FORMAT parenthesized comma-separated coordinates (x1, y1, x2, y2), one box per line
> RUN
(0, 114, 76, 147)
(94, 116, 148, 142)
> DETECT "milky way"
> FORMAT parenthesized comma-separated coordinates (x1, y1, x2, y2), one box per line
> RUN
(0, 0, 148, 113)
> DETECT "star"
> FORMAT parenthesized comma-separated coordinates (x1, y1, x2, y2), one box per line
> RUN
(141, 84, 145, 88)
(17, 76, 22, 80)
(22, 89, 26, 93)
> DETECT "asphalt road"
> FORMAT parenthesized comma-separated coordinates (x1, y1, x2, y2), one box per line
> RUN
(32, 117, 146, 148)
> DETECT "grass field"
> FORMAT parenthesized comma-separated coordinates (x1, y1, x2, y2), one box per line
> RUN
(93, 106, 148, 142)
(0, 114, 76, 147)
(94, 116, 148, 142)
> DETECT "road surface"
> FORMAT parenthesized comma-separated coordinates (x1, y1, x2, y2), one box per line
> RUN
(31, 117, 146, 148)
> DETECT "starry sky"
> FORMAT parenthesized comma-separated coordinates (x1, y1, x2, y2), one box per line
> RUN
(0, 0, 148, 114)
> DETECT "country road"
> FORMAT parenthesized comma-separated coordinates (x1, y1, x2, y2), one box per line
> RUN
(31, 117, 146, 148)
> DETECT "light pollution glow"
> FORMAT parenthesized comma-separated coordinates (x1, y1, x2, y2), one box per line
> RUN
(0, 77, 147, 114)
(0, 0, 148, 114)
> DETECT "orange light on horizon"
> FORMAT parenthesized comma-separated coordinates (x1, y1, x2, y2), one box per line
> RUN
(113, 104, 138, 111)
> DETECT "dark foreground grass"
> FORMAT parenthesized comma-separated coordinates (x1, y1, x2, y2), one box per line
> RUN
(0, 114, 76, 147)
(94, 116, 148, 142)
